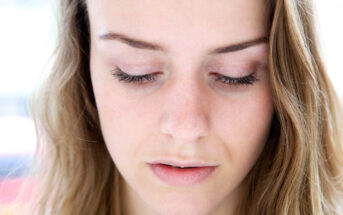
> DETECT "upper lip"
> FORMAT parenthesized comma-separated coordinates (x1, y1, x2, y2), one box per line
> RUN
(147, 159, 219, 168)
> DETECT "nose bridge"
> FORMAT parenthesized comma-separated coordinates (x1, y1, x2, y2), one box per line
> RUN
(159, 72, 210, 143)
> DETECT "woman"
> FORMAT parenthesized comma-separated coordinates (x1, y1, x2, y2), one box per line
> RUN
(27, 0, 343, 214)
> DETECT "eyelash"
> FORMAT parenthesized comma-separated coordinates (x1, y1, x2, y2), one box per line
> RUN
(111, 66, 258, 86)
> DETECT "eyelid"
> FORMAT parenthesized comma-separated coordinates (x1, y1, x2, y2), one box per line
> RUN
(207, 65, 253, 77)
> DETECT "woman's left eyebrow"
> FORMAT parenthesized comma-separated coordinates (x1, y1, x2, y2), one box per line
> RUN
(98, 32, 268, 55)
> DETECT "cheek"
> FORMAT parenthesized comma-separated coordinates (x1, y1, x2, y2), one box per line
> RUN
(94, 91, 141, 158)
(214, 88, 274, 172)
(91, 81, 154, 179)
(90, 55, 160, 181)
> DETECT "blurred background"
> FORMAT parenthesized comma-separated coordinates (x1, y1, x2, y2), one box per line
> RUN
(0, 0, 342, 214)
(0, 0, 55, 214)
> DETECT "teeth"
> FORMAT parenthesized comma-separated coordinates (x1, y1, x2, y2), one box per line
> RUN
(170, 165, 181, 168)
(174, 166, 195, 169)
(171, 165, 189, 168)
(162, 164, 198, 168)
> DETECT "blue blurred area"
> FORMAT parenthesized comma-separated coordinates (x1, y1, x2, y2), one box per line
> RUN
(0, 154, 33, 178)
(0, 95, 29, 117)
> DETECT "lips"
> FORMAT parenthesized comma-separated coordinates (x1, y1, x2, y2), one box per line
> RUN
(147, 160, 218, 187)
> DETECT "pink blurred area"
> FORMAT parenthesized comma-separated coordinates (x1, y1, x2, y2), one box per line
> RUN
(0, 177, 35, 207)
(0, 116, 37, 215)
(0, 178, 35, 204)
(0, 178, 36, 215)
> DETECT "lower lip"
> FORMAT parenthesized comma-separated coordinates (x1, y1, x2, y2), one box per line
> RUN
(148, 164, 217, 187)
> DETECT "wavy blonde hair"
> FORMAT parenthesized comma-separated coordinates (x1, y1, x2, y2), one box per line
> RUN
(26, 0, 343, 214)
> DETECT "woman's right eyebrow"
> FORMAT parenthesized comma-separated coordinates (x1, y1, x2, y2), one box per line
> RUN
(98, 32, 268, 55)
(98, 32, 165, 52)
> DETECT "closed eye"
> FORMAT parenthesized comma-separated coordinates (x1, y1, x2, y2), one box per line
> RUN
(111, 66, 259, 87)
(111, 66, 157, 85)
(211, 72, 258, 85)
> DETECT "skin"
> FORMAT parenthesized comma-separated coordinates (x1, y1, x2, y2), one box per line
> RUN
(88, 0, 274, 214)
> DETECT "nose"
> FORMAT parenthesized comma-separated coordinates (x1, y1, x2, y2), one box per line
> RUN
(159, 76, 210, 144)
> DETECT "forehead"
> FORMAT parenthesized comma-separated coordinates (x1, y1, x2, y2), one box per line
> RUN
(87, 0, 268, 56)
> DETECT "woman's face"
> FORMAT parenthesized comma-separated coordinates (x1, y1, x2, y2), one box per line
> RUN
(88, 0, 274, 214)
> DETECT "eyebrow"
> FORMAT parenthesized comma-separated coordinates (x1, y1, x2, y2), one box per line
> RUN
(98, 32, 269, 55)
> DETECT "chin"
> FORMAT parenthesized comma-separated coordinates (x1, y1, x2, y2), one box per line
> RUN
(148, 195, 220, 215)
(153, 206, 212, 215)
